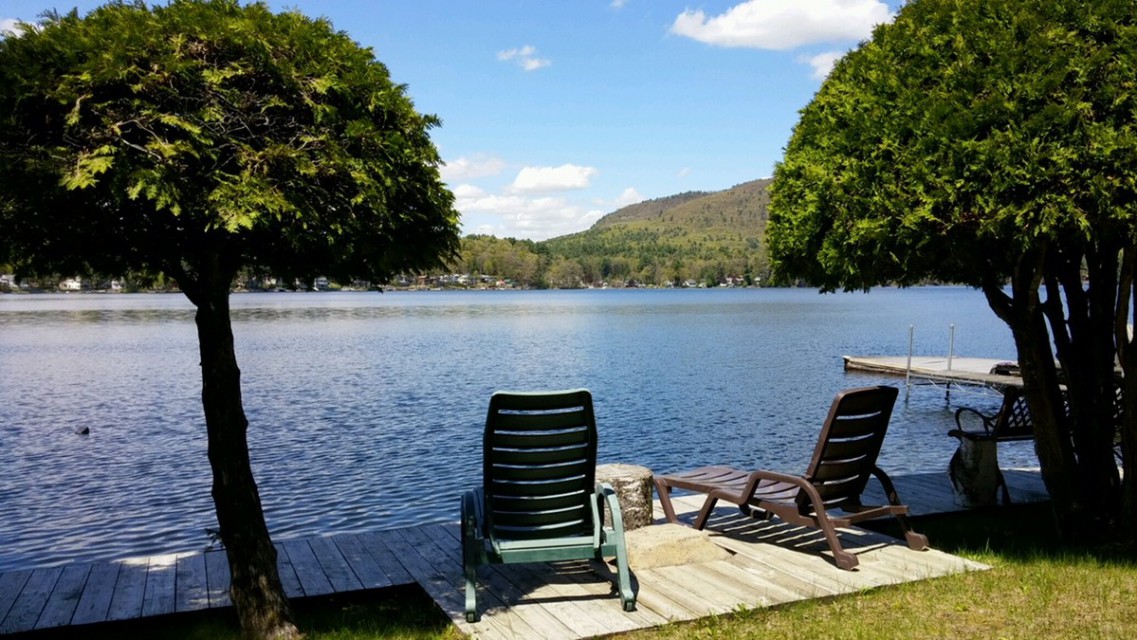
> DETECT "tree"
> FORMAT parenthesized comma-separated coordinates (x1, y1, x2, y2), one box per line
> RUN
(546, 257, 585, 289)
(0, 2, 459, 638)
(768, 0, 1137, 540)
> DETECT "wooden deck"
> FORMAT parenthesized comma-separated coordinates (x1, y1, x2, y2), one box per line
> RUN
(0, 469, 1048, 639)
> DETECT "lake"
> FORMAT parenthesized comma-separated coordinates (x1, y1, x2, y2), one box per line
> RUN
(0, 287, 1035, 572)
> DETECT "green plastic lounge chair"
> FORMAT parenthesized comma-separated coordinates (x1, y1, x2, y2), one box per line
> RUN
(461, 389, 635, 622)
(654, 385, 928, 570)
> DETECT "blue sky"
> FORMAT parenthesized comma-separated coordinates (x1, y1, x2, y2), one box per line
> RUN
(2, 1, 903, 240)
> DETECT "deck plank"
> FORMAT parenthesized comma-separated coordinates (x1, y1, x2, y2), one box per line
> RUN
(0, 570, 32, 626)
(71, 562, 120, 625)
(710, 534, 847, 595)
(410, 523, 583, 639)
(274, 543, 305, 599)
(382, 525, 531, 640)
(0, 567, 61, 634)
(634, 566, 730, 616)
(703, 557, 807, 606)
(622, 576, 698, 622)
(331, 533, 394, 590)
(204, 550, 231, 608)
(106, 560, 147, 621)
(280, 540, 333, 597)
(34, 564, 90, 630)
(355, 530, 415, 586)
(307, 536, 363, 593)
(175, 553, 209, 613)
(141, 554, 178, 618)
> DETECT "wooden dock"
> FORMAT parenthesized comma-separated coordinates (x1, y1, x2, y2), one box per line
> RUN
(0, 469, 1048, 639)
(843, 355, 1023, 389)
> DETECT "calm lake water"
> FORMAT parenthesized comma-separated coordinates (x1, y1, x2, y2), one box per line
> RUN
(0, 287, 1035, 572)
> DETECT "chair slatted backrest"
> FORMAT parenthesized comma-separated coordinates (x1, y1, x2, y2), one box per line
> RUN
(800, 386, 899, 511)
(484, 389, 598, 541)
(992, 388, 1034, 439)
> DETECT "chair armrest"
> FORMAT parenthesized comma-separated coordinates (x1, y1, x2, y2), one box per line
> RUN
(595, 482, 627, 539)
(743, 469, 832, 517)
(463, 488, 484, 533)
(740, 469, 815, 502)
(459, 488, 486, 563)
(869, 465, 904, 507)
(743, 468, 811, 492)
(953, 406, 996, 435)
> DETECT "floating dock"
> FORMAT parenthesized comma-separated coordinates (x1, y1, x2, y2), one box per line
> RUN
(843, 355, 1023, 391)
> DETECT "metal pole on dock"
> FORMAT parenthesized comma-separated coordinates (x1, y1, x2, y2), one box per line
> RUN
(905, 325, 914, 402)
(946, 324, 955, 401)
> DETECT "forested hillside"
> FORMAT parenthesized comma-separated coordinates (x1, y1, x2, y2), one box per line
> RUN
(4, 180, 772, 291)
(447, 178, 772, 288)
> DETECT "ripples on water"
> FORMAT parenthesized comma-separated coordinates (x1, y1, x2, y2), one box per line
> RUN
(0, 287, 1031, 571)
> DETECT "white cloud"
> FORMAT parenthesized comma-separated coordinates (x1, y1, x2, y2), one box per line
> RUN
(441, 155, 506, 182)
(509, 164, 598, 193)
(805, 50, 845, 79)
(451, 184, 488, 199)
(670, 0, 893, 50)
(453, 187, 603, 241)
(497, 45, 551, 71)
(611, 0, 630, 9)
(1, 18, 23, 36)
(615, 187, 644, 206)
(677, 167, 692, 179)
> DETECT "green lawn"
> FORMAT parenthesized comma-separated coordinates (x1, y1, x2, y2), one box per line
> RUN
(11, 504, 1136, 640)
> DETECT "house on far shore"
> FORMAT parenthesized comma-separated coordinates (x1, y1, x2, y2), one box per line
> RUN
(59, 277, 84, 291)
(0, 274, 15, 291)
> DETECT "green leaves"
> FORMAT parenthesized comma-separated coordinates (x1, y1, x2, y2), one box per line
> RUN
(0, 0, 459, 285)
(768, 0, 1137, 290)
(61, 145, 116, 189)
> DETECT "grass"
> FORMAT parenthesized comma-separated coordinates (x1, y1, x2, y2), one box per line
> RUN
(9, 503, 1137, 640)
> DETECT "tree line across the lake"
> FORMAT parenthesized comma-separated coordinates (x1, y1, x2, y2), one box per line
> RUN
(1, 178, 774, 292)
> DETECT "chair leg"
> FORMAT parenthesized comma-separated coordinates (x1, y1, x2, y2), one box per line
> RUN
(461, 492, 481, 622)
(996, 468, 1012, 504)
(816, 517, 859, 570)
(598, 484, 637, 612)
(870, 468, 930, 553)
(692, 497, 719, 530)
(894, 513, 929, 551)
(612, 534, 636, 612)
(653, 477, 680, 523)
(464, 563, 479, 623)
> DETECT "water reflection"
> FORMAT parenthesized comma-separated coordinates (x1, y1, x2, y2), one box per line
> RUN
(0, 288, 1027, 571)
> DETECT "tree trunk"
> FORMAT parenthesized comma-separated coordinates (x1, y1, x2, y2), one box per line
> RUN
(984, 251, 1083, 537)
(191, 278, 302, 640)
(987, 243, 1128, 540)
(1119, 249, 1137, 533)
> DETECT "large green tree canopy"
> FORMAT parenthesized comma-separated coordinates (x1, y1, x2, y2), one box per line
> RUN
(768, 0, 1137, 538)
(770, 0, 1137, 292)
(0, 0, 458, 288)
(0, 2, 459, 638)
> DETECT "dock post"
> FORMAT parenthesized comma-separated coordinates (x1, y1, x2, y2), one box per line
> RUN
(905, 325, 914, 402)
(946, 324, 955, 401)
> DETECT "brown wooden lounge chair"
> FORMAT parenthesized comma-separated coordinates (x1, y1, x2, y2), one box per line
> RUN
(653, 385, 928, 570)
